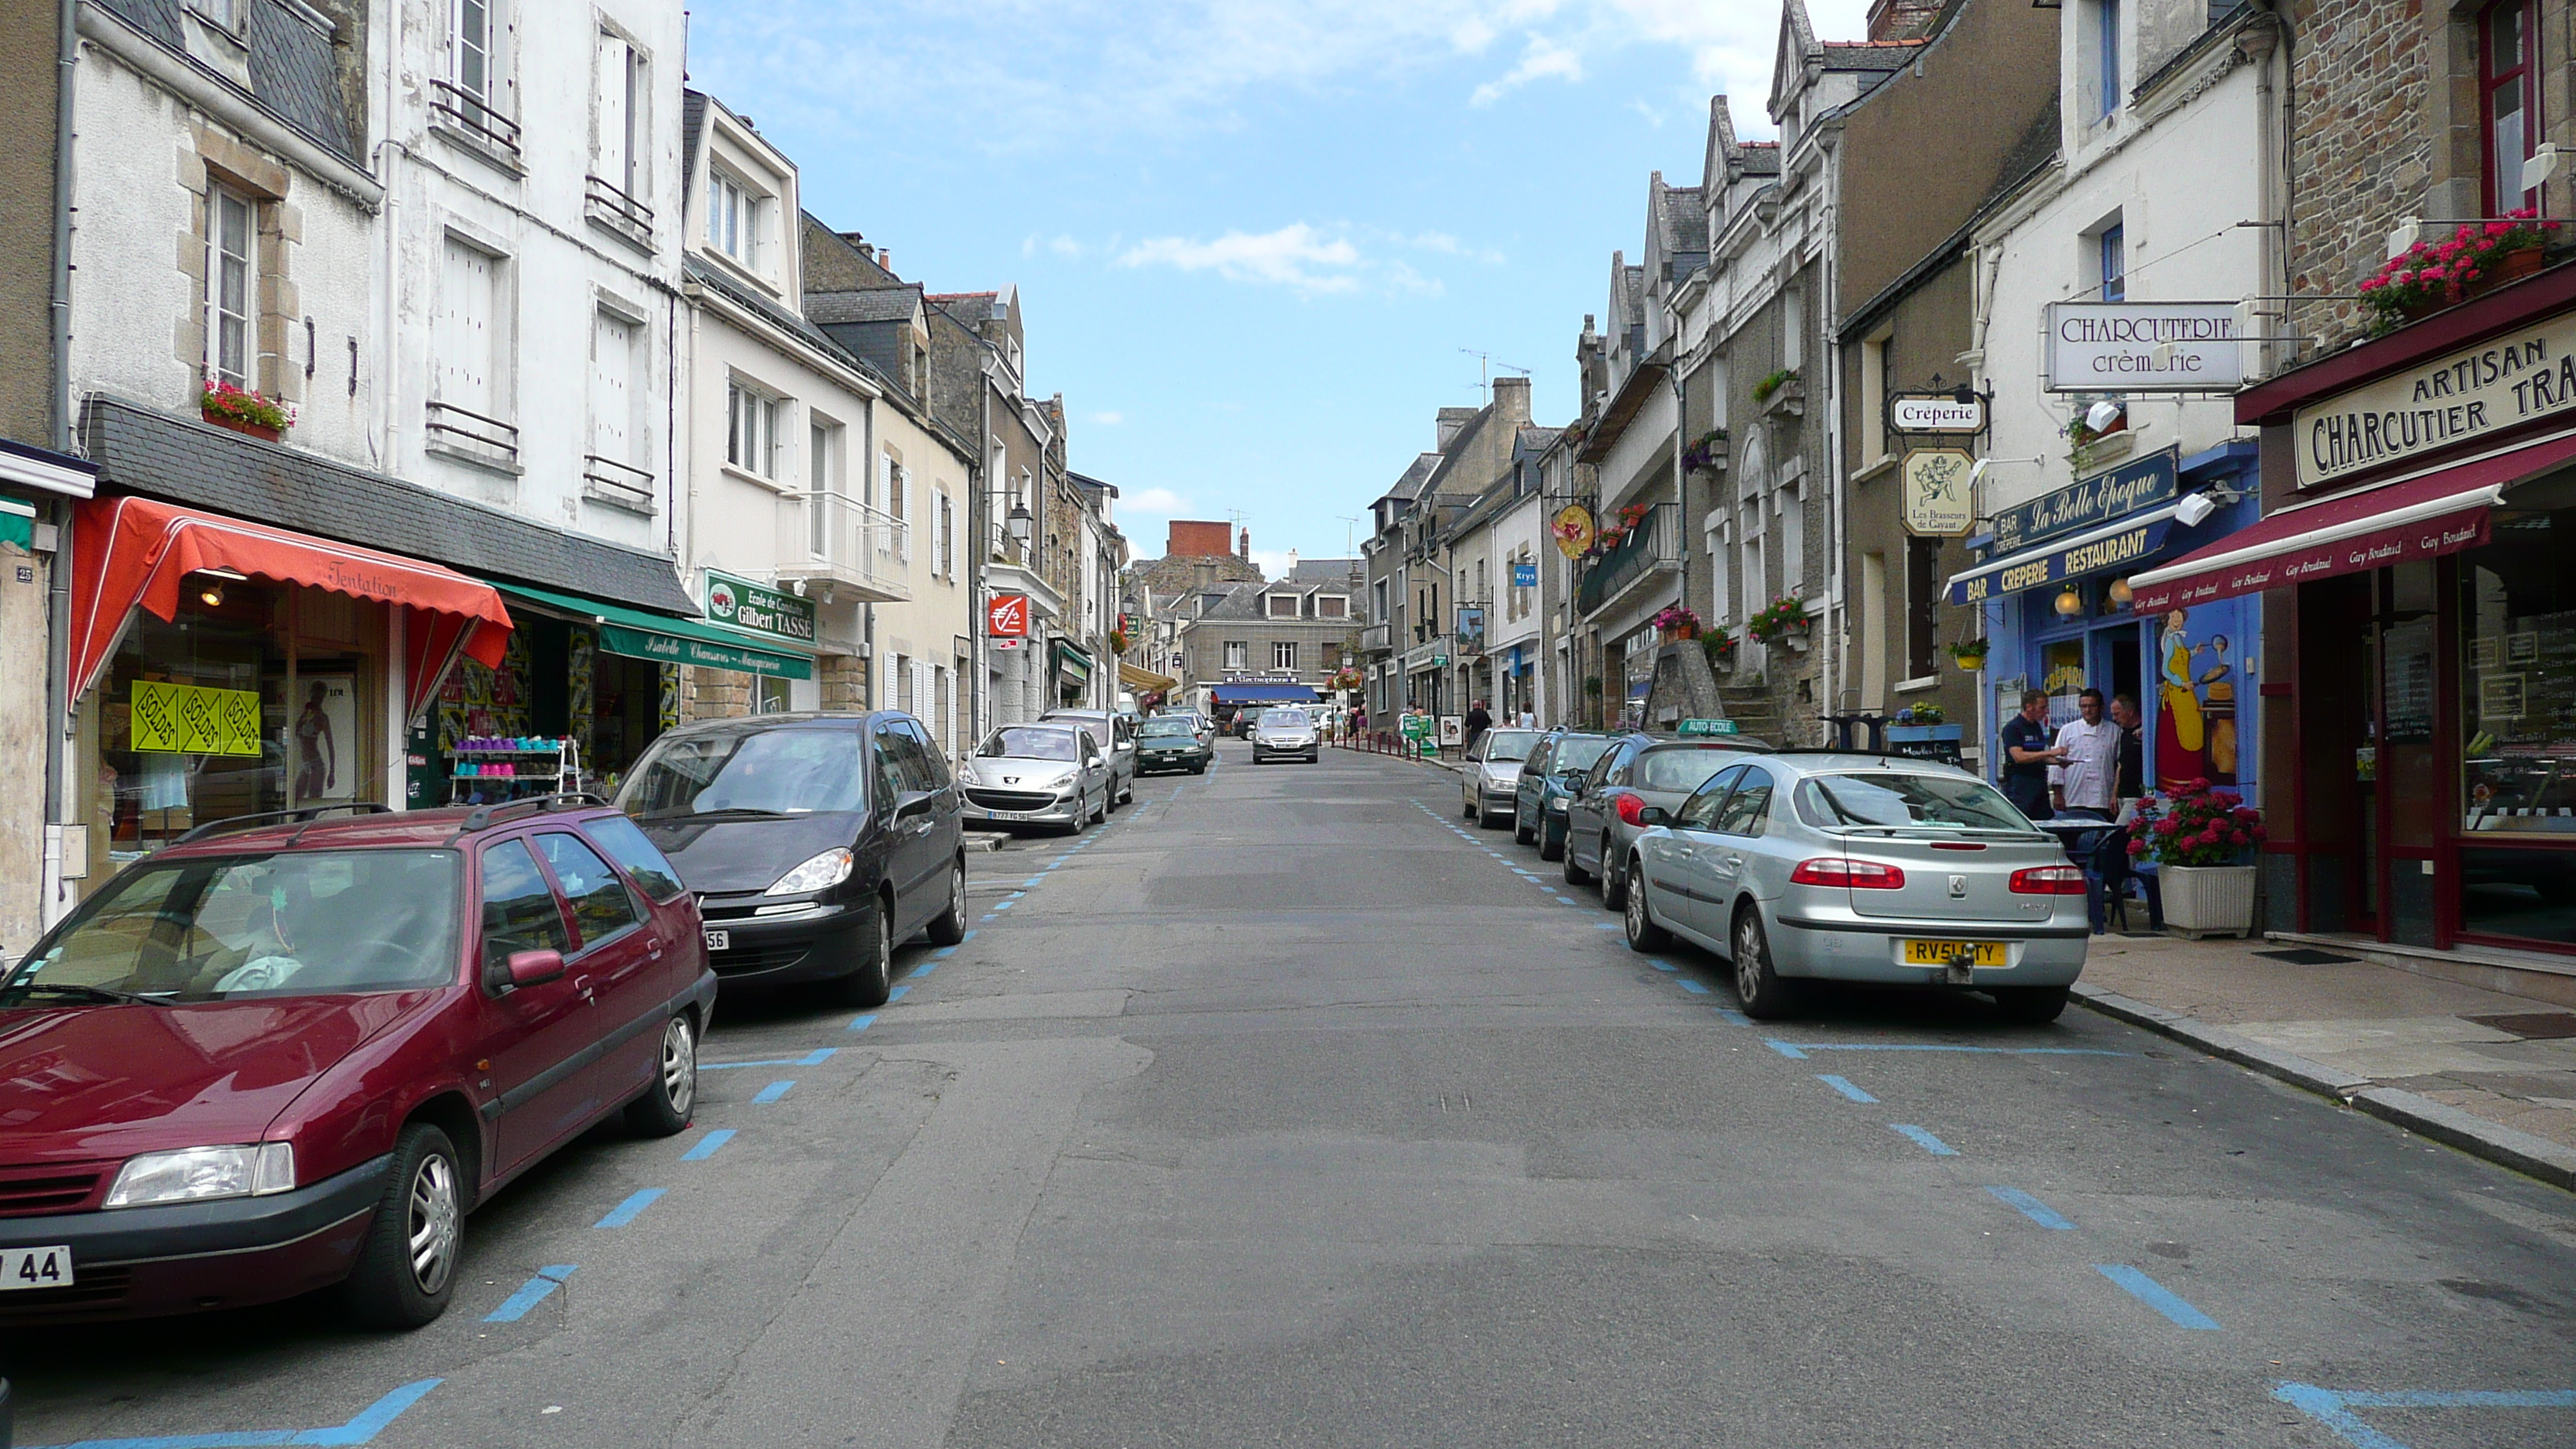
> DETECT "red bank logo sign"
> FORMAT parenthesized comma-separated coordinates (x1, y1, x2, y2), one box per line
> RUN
(988, 593, 1031, 638)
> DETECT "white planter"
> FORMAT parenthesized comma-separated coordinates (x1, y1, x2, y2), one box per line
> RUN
(2161, 863, 2257, 940)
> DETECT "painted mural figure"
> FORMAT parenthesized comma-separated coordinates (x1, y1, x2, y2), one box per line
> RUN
(2155, 610, 2238, 789)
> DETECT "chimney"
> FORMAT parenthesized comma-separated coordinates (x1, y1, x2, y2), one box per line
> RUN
(1238, 527, 1251, 559)
(1435, 406, 1478, 450)
(1865, 0, 1941, 41)
(879, 249, 892, 277)
(1286, 549, 1300, 574)
(1493, 375, 1532, 424)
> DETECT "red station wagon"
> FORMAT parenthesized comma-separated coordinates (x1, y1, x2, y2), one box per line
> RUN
(0, 798, 716, 1327)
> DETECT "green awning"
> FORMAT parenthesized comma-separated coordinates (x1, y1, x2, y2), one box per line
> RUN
(1052, 639, 1092, 683)
(0, 496, 33, 551)
(494, 581, 813, 680)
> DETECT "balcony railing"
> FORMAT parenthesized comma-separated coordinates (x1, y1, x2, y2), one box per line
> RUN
(581, 454, 656, 514)
(430, 80, 522, 160)
(1575, 502, 1683, 618)
(584, 174, 654, 242)
(424, 399, 519, 468)
(774, 489, 911, 604)
(1359, 622, 1392, 654)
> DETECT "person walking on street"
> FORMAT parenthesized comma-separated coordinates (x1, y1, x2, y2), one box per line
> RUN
(1999, 690, 2065, 821)
(2050, 687, 2122, 819)
(1464, 699, 1492, 752)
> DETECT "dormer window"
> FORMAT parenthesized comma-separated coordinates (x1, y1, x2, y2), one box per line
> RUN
(1267, 594, 1300, 619)
(709, 170, 755, 265)
(1316, 595, 1348, 619)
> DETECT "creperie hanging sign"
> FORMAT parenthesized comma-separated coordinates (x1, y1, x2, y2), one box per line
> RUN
(987, 593, 1030, 638)
(2293, 307, 2576, 486)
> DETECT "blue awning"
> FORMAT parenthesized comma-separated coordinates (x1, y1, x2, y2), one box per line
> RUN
(1944, 505, 2181, 607)
(1210, 683, 1319, 704)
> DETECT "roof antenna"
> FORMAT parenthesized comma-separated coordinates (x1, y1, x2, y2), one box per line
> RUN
(1458, 348, 1533, 399)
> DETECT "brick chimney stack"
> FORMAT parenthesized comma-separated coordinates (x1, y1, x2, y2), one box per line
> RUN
(1238, 527, 1251, 559)
(1865, 0, 1941, 41)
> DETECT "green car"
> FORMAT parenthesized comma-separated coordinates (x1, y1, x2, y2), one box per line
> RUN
(1135, 716, 1214, 775)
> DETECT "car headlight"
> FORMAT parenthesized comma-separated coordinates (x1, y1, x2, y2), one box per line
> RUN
(1548, 796, 1568, 812)
(766, 847, 855, 896)
(104, 1142, 295, 1208)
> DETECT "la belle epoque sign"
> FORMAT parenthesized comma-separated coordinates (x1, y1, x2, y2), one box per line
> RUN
(1989, 447, 2179, 556)
(2293, 303, 2576, 486)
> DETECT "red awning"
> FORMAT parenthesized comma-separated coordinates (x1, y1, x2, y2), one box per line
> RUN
(2126, 430, 2576, 613)
(71, 497, 514, 718)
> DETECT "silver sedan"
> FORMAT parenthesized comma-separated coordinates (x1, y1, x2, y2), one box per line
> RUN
(957, 724, 1113, 834)
(1459, 728, 1542, 828)
(1620, 753, 2091, 1023)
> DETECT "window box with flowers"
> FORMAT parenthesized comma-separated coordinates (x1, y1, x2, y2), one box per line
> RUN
(1681, 428, 1730, 474)
(2358, 211, 2563, 334)
(2126, 779, 2266, 939)
(1651, 604, 1702, 641)
(200, 379, 295, 442)
(1745, 593, 1811, 650)
(1700, 627, 1738, 671)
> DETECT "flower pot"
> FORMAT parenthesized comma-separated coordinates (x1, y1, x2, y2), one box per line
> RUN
(2492, 246, 2547, 283)
(2160, 863, 2257, 940)
(1952, 653, 1986, 673)
(202, 411, 282, 442)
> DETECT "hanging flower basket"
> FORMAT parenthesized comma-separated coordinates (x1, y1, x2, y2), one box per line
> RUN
(200, 379, 295, 441)
(1946, 640, 1989, 672)
(1745, 593, 1810, 645)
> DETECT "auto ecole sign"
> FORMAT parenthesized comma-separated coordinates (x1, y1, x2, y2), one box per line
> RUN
(703, 569, 817, 646)
(988, 593, 1031, 638)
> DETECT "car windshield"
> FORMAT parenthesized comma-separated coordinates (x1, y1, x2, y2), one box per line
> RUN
(620, 726, 864, 818)
(1479, 731, 1540, 762)
(1261, 708, 1310, 726)
(6, 850, 461, 1003)
(1793, 772, 2031, 832)
(1047, 715, 1113, 748)
(1553, 736, 1615, 774)
(1139, 719, 1196, 738)
(1636, 748, 1738, 791)
(979, 727, 1082, 760)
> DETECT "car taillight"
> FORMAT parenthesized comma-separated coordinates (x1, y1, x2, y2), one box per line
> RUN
(1614, 793, 1646, 827)
(1790, 857, 1906, 889)
(2010, 865, 2089, 895)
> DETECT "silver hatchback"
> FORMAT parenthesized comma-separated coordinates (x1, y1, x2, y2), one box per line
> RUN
(1459, 728, 1542, 828)
(1620, 753, 2090, 1022)
(1250, 706, 1321, 763)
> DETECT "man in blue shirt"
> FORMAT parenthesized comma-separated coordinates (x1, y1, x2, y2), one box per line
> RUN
(1999, 689, 2066, 821)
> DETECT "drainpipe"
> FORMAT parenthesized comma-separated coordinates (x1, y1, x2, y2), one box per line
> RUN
(42, 0, 80, 928)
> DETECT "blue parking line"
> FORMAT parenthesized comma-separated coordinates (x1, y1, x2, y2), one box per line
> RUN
(1023, 877, 1045, 888)
(1889, 1124, 1958, 1156)
(1647, 960, 1678, 971)
(2096, 1264, 2220, 1329)
(1764, 1041, 2127, 1060)
(593, 1189, 665, 1229)
(752, 1081, 794, 1104)
(909, 961, 937, 978)
(1595, 922, 1622, 930)
(1714, 1008, 1753, 1026)
(1816, 1074, 1877, 1103)
(981, 913, 998, 922)
(1677, 978, 1711, 995)
(483, 1267, 576, 1323)
(2273, 1385, 2576, 1449)
(994, 899, 1016, 911)
(1985, 1185, 2074, 1229)
(846, 1013, 877, 1032)
(796, 1048, 835, 1064)
(680, 1129, 737, 1161)
(888, 985, 909, 1002)
(704, 1048, 837, 1070)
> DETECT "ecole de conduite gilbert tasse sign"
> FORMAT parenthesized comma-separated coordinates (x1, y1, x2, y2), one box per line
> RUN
(2293, 304, 2576, 486)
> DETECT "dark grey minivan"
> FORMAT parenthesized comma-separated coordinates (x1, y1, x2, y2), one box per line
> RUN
(618, 711, 967, 1006)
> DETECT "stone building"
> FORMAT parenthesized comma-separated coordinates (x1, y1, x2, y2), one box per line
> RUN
(1173, 572, 1365, 706)
(1359, 380, 1531, 721)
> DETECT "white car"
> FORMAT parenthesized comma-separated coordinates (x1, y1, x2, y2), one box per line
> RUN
(1460, 728, 1542, 829)
(1250, 706, 1321, 763)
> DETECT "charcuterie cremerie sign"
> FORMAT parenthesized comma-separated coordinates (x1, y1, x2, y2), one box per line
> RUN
(2294, 310, 2576, 488)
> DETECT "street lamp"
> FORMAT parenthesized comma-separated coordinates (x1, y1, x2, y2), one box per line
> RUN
(1006, 502, 1033, 550)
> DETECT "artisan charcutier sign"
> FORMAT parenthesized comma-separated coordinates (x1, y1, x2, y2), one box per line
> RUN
(2292, 306, 2576, 487)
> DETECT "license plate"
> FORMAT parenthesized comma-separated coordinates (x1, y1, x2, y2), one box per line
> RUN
(985, 809, 1033, 821)
(1902, 939, 2006, 968)
(0, 1245, 72, 1291)
(704, 929, 731, 952)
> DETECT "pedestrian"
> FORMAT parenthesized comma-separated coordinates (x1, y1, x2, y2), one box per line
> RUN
(2108, 693, 2146, 811)
(1464, 698, 1492, 751)
(2050, 687, 2121, 819)
(1999, 689, 2065, 821)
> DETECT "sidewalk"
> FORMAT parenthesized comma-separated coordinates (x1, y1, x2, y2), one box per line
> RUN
(2076, 933, 2576, 1190)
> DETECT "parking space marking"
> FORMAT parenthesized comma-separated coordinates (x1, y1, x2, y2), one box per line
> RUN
(1676, 978, 1711, 995)
(1714, 1008, 1753, 1026)
(1647, 960, 1678, 971)
(888, 985, 911, 1002)
(680, 1129, 737, 1162)
(22, 1378, 450, 1449)
(1816, 1074, 1877, 1103)
(846, 1013, 878, 1033)
(2272, 1385, 2576, 1449)
(1595, 922, 1622, 930)
(752, 1081, 795, 1105)
(1889, 1124, 1959, 1156)
(1985, 1185, 2075, 1229)
(1763, 1041, 2127, 1060)
(704, 1048, 838, 1070)
(593, 1189, 666, 1229)
(2095, 1264, 2221, 1329)
(908, 961, 938, 978)
(485, 1266, 578, 1322)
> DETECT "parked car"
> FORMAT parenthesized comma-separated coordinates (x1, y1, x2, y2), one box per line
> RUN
(621, 711, 968, 1008)
(1564, 732, 1773, 909)
(1460, 728, 1543, 828)
(1250, 706, 1321, 763)
(960, 722, 1114, 829)
(1135, 714, 1214, 775)
(1514, 730, 1616, 860)
(1042, 709, 1137, 807)
(0, 797, 715, 1327)
(1619, 752, 2089, 1022)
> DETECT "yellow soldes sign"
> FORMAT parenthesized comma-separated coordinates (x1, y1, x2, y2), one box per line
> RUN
(2294, 308, 2576, 486)
(132, 680, 263, 756)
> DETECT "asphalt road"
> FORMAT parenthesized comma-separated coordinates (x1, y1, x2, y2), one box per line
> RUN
(7, 741, 2574, 1448)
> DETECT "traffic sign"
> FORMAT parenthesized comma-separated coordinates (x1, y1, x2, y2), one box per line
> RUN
(1676, 718, 1740, 737)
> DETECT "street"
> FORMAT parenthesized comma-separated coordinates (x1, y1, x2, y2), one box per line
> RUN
(5, 742, 2571, 1449)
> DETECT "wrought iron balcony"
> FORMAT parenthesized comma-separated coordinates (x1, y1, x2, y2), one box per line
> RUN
(430, 80, 522, 160)
(581, 454, 656, 514)
(1575, 502, 1683, 618)
(1359, 622, 1392, 654)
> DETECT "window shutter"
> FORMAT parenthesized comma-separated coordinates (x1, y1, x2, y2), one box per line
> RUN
(440, 239, 492, 413)
(590, 310, 635, 464)
(595, 33, 631, 194)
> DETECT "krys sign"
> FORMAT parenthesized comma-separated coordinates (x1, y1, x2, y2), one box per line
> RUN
(704, 570, 817, 646)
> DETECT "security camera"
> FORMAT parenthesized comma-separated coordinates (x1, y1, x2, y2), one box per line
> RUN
(2174, 491, 2219, 527)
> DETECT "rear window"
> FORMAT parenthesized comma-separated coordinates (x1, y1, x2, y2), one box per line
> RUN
(1261, 708, 1309, 725)
(1793, 772, 2029, 832)
(584, 814, 687, 903)
(1479, 731, 1540, 762)
(621, 726, 865, 817)
(1634, 747, 1738, 791)
(1551, 736, 1615, 773)
(1139, 718, 1196, 738)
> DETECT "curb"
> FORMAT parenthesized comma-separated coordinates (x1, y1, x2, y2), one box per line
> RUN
(2073, 984, 2576, 1191)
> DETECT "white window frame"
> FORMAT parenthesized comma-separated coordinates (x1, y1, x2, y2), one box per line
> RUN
(807, 420, 841, 558)
(1272, 640, 1297, 672)
(205, 183, 255, 389)
(708, 169, 752, 265)
(1223, 640, 1249, 672)
(726, 379, 783, 479)
(594, 29, 643, 200)
(1266, 593, 1300, 620)
(450, 0, 502, 110)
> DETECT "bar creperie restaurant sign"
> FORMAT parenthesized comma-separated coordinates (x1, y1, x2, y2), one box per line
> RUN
(988, 593, 1030, 638)
(2296, 305, 2576, 486)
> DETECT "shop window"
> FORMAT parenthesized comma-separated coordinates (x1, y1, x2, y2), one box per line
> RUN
(753, 675, 791, 714)
(2482, 0, 2539, 216)
(205, 186, 254, 388)
(2460, 503, 2576, 947)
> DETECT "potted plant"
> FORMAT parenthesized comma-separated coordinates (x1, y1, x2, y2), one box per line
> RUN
(1946, 639, 1989, 672)
(200, 378, 295, 441)
(1745, 593, 1810, 649)
(2127, 779, 2266, 939)
(2361, 210, 2564, 333)
(1701, 629, 1738, 671)
(1651, 604, 1702, 641)
(1752, 368, 1799, 404)
(1681, 428, 1730, 471)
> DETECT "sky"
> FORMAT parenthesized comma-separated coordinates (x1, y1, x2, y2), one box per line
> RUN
(686, 0, 1871, 577)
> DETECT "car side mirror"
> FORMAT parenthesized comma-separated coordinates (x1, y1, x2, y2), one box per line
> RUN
(896, 790, 938, 821)
(491, 948, 565, 994)
(1637, 807, 1671, 827)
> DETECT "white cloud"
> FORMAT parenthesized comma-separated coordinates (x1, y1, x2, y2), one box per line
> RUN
(1049, 235, 1085, 257)
(1471, 33, 1584, 106)
(1248, 549, 1303, 580)
(1123, 487, 1192, 515)
(1120, 224, 1366, 296)
(1092, 410, 1125, 425)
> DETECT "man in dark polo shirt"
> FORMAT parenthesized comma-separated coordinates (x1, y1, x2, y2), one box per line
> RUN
(1999, 689, 2065, 820)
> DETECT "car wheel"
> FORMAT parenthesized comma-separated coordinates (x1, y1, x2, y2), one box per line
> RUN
(1192, 763, 1208, 775)
(1732, 907, 1803, 1021)
(625, 1012, 698, 1136)
(1562, 834, 1593, 886)
(1119, 780, 1135, 805)
(830, 901, 896, 1008)
(341, 1122, 463, 1329)
(1538, 817, 1565, 862)
(1462, 793, 1477, 820)
(1624, 855, 1671, 951)
(1599, 842, 1628, 909)
(1089, 788, 1108, 824)
(1513, 811, 1536, 846)
(1990, 985, 2071, 1025)
(926, 858, 969, 946)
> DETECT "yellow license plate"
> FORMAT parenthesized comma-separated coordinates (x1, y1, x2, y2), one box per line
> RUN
(1902, 940, 2007, 967)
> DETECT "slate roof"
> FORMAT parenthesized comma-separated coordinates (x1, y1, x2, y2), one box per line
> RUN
(805, 286, 924, 326)
(1384, 451, 1442, 504)
(1656, 182, 1708, 259)
(687, 255, 862, 371)
(929, 293, 1000, 325)
(1739, 142, 1782, 176)
(79, 396, 699, 617)
(1187, 581, 1361, 623)
(98, 0, 358, 161)
(680, 91, 707, 204)
(1285, 558, 1362, 584)
(1823, 39, 1929, 69)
